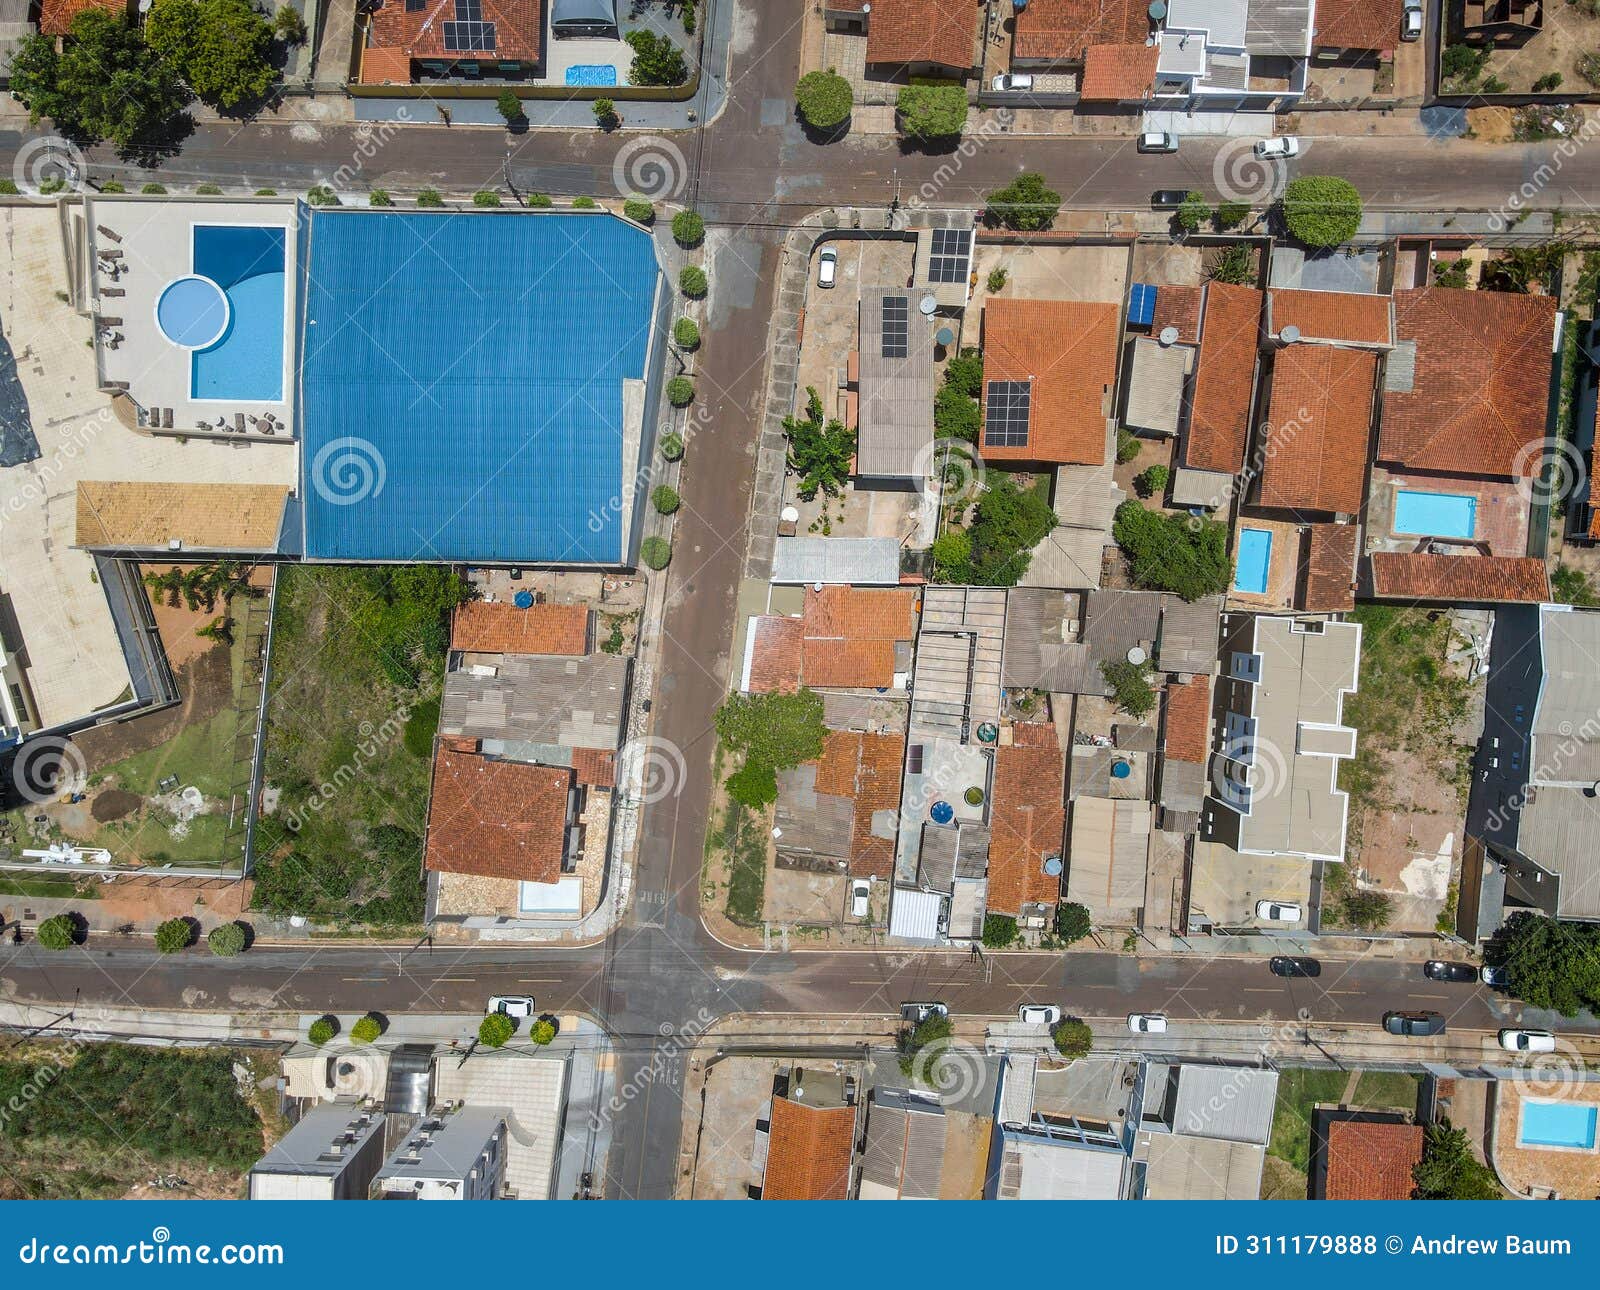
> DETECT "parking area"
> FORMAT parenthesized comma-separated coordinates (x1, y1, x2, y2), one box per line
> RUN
(961, 243, 1131, 350)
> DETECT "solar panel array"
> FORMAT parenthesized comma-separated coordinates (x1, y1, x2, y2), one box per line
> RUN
(881, 295, 909, 359)
(984, 380, 1031, 448)
(443, 0, 495, 50)
(405, 0, 425, 11)
(927, 228, 972, 285)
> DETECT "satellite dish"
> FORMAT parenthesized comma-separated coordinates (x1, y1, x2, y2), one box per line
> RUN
(919, 294, 938, 316)
(1127, 645, 1148, 665)
(1158, 325, 1179, 346)
(781, 505, 800, 523)
(1043, 855, 1064, 876)
(1280, 324, 1302, 344)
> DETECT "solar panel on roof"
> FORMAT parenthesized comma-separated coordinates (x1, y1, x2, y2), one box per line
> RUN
(405, 0, 425, 11)
(882, 295, 908, 360)
(927, 228, 972, 285)
(984, 380, 1031, 448)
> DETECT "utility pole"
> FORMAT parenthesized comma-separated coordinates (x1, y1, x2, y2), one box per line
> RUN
(10, 989, 79, 1048)
(395, 932, 431, 975)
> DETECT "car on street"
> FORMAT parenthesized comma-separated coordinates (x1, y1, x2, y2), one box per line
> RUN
(1383, 1010, 1446, 1037)
(1019, 1004, 1062, 1026)
(1255, 900, 1302, 922)
(1401, 0, 1423, 39)
(488, 995, 535, 1018)
(1137, 131, 1178, 154)
(1151, 189, 1191, 210)
(1499, 1028, 1557, 1053)
(901, 1001, 948, 1024)
(1481, 964, 1510, 988)
(1423, 959, 1478, 983)
(1254, 136, 1302, 159)
(1269, 956, 1321, 978)
(990, 73, 1035, 92)
(817, 246, 838, 289)
(849, 878, 871, 919)
(1128, 1012, 1168, 1033)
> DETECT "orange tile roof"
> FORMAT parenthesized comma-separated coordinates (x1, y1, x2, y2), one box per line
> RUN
(1268, 289, 1393, 345)
(762, 1097, 856, 1199)
(1163, 675, 1211, 765)
(866, 0, 976, 69)
(1078, 42, 1158, 99)
(1302, 524, 1359, 612)
(1324, 1120, 1424, 1200)
(570, 748, 616, 789)
(1258, 346, 1377, 515)
(358, 45, 415, 85)
(1380, 288, 1557, 478)
(801, 638, 899, 688)
(1151, 284, 1204, 344)
(37, 0, 126, 36)
(987, 723, 1067, 915)
(1312, 0, 1402, 50)
(981, 298, 1119, 465)
(452, 600, 589, 656)
(795, 587, 917, 688)
(814, 730, 863, 798)
(1012, 0, 1149, 61)
(1369, 552, 1548, 603)
(1186, 283, 1263, 474)
(365, 0, 542, 75)
(747, 615, 803, 694)
(424, 739, 573, 883)
(851, 733, 905, 879)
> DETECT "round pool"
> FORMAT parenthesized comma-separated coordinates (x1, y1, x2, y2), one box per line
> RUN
(155, 275, 230, 350)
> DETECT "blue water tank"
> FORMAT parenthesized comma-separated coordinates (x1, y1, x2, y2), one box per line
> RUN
(930, 801, 955, 825)
(513, 590, 535, 609)
(1111, 760, 1132, 779)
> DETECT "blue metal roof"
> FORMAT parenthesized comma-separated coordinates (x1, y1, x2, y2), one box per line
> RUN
(1128, 283, 1156, 327)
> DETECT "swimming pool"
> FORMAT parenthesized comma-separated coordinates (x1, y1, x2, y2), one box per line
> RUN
(1394, 488, 1476, 539)
(1234, 527, 1273, 596)
(1518, 1099, 1599, 1150)
(156, 275, 229, 349)
(189, 224, 286, 402)
(565, 63, 618, 86)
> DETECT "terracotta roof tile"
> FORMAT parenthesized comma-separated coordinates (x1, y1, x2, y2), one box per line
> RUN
(1078, 42, 1158, 99)
(1380, 288, 1557, 478)
(1302, 524, 1359, 612)
(358, 45, 415, 85)
(981, 298, 1119, 465)
(1369, 552, 1548, 603)
(1324, 1120, 1424, 1200)
(1163, 675, 1212, 764)
(1186, 283, 1263, 474)
(793, 587, 917, 688)
(762, 1098, 856, 1199)
(1012, 0, 1148, 61)
(365, 0, 542, 74)
(987, 723, 1066, 915)
(866, 0, 975, 69)
(814, 730, 863, 798)
(1312, 0, 1402, 50)
(424, 740, 573, 883)
(1268, 288, 1393, 345)
(851, 733, 905, 879)
(1152, 284, 1204, 344)
(802, 638, 899, 688)
(452, 600, 589, 656)
(570, 747, 616, 789)
(1259, 345, 1377, 514)
(38, 0, 127, 36)
(747, 616, 804, 694)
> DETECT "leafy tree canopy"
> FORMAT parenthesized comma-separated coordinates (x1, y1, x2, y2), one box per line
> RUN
(716, 688, 827, 777)
(1281, 175, 1363, 249)
(783, 386, 856, 501)
(1056, 902, 1093, 943)
(146, 0, 277, 110)
(1112, 500, 1231, 601)
(795, 69, 852, 132)
(985, 171, 1062, 232)
(1412, 1121, 1501, 1199)
(966, 476, 1057, 586)
(1496, 910, 1600, 1015)
(478, 1013, 515, 1048)
(625, 29, 688, 86)
(896, 84, 967, 141)
(1052, 1018, 1093, 1060)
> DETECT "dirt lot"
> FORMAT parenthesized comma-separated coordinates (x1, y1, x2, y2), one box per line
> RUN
(1477, 1, 1600, 94)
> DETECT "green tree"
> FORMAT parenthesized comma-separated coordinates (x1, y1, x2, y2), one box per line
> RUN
(986, 266, 1008, 292)
(1497, 910, 1600, 1015)
(943, 347, 983, 397)
(1441, 42, 1489, 83)
(934, 382, 980, 441)
(966, 476, 1057, 586)
(725, 760, 777, 808)
(716, 688, 827, 806)
(679, 265, 708, 297)
(34, 914, 76, 950)
(931, 529, 972, 583)
(666, 375, 695, 406)
(1100, 658, 1156, 717)
(1281, 175, 1363, 249)
(1412, 1121, 1501, 1199)
(496, 88, 524, 125)
(350, 1015, 382, 1044)
(896, 1013, 955, 1079)
(624, 196, 654, 223)
(896, 84, 967, 141)
(983, 913, 1019, 948)
(1056, 901, 1092, 943)
(984, 171, 1062, 231)
(529, 1018, 557, 1045)
(207, 921, 247, 956)
(146, 0, 277, 110)
(795, 69, 852, 132)
(307, 1016, 336, 1045)
(673, 317, 700, 349)
(1208, 243, 1255, 285)
(640, 535, 672, 570)
(1137, 463, 1170, 497)
(782, 386, 856, 500)
(1340, 886, 1392, 930)
(625, 29, 688, 86)
(592, 97, 616, 126)
(1052, 1018, 1094, 1060)
(154, 917, 193, 954)
(416, 188, 444, 208)
(659, 432, 685, 461)
(1552, 563, 1600, 607)
(1116, 427, 1142, 463)
(478, 1013, 515, 1048)
(1176, 191, 1211, 233)
(671, 209, 705, 246)
(10, 11, 190, 150)
(1112, 500, 1231, 601)
(651, 484, 681, 514)
(272, 3, 306, 42)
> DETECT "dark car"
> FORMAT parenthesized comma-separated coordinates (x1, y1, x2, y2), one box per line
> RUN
(1384, 1010, 1446, 1037)
(1270, 956, 1322, 978)
(1151, 189, 1190, 210)
(1423, 960, 1478, 983)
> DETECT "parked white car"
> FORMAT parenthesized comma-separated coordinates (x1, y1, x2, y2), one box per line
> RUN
(1401, 0, 1424, 39)
(817, 246, 838, 289)
(1127, 1013, 1168, 1034)
(1255, 900, 1302, 923)
(1136, 131, 1179, 154)
(990, 73, 1035, 91)
(849, 878, 871, 919)
(488, 995, 535, 1018)
(1254, 136, 1302, 159)
(1019, 1004, 1062, 1026)
(1499, 1028, 1557, 1053)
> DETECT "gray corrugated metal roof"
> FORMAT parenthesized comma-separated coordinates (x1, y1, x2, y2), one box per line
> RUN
(771, 536, 903, 585)
(1530, 605, 1600, 784)
(857, 287, 935, 479)
(1156, 596, 1222, 675)
(1244, 0, 1312, 53)
(861, 1090, 947, 1198)
(1141, 1134, 1265, 1200)
(439, 653, 629, 749)
(1125, 338, 1193, 436)
(1171, 1064, 1278, 1144)
(917, 823, 990, 892)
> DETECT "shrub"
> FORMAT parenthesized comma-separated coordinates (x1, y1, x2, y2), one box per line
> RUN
(272, 3, 306, 41)
(624, 28, 688, 86)
(985, 171, 1061, 231)
(982, 913, 1019, 948)
(1578, 51, 1600, 88)
(640, 536, 672, 570)
(35, 914, 76, 950)
(943, 347, 983, 397)
(651, 484, 681, 514)
(672, 208, 705, 246)
(1100, 658, 1156, 717)
(0, 178, 24, 195)
(207, 921, 247, 956)
(195, 181, 221, 195)
(673, 317, 700, 349)
(572, 196, 598, 209)
(368, 188, 392, 206)
(142, 182, 168, 195)
(307, 1016, 336, 1045)
(666, 375, 695, 406)
(306, 184, 339, 206)
(99, 180, 123, 193)
(783, 386, 855, 499)
(350, 1015, 382, 1044)
(1413, 1120, 1502, 1199)
(1208, 243, 1256, 285)
(934, 382, 980, 441)
(931, 529, 971, 582)
(1281, 175, 1363, 249)
(897, 83, 968, 141)
(1116, 427, 1142, 463)
(38, 176, 65, 195)
(1137, 463, 1170, 497)
(1533, 71, 1563, 92)
(1433, 256, 1471, 288)
(624, 196, 655, 223)
(679, 265, 708, 297)
(1441, 42, 1489, 83)
(965, 476, 1056, 586)
(527, 192, 553, 207)
(717, 688, 827, 807)
(1112, 499, 1231, 600)
(593, 97, 616, 126)
(795, 69, 852, 132)
(986, 266, 1008, 292)
(478, 1012, 515, 1047)
(416, 188, 444, 207)
(253, 187, 276, 196)
(1481, 75, 1508, 93)
(1052, 1018, 1094, 1060)
(1056, 902, 1093, 944)
(1176, 191, 1211, 232)
(529, 1019, 557, 1045)
(726, 760, 777, 807)
(659, 431, 685, 461)
(154, 917, 193, 954)
(496, 88, 523, 124)
(472, 190, 501, 207)
(1216, 199, 1250, 229)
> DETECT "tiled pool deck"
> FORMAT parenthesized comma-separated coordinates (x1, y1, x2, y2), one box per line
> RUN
(1368, 466, 1531, 558)
(1225, 516, 1300, 612)
(1493, 1079, 1600, 1198)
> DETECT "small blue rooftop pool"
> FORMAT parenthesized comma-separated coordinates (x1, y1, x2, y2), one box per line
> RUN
(1394, 488, 1477, 539)
(178, 223, 287, 403)
(565, 63, 618, 86)
(1233, 527, 1273, 596)
(1518, 1099, 1598, 1150)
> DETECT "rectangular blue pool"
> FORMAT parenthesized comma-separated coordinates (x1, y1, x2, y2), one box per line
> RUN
(191, 224, 286, 402)
(1394, 488, 1476, 539)
(1234, 527, 1272, 596)
(1518, 1099, 1598, 1150)
(565, 63, 618, 86)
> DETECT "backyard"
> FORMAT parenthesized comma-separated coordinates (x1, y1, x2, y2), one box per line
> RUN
(251, 564, 467, 929)
(1263, 1068, 1422, 1199)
